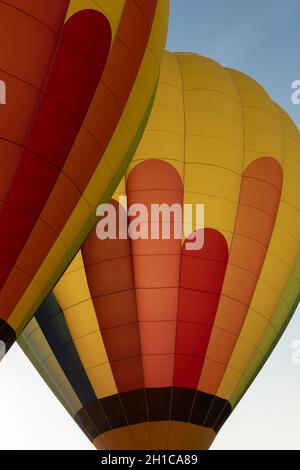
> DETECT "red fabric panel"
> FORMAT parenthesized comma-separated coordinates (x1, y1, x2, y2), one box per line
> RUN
(174, 229, 228, 389)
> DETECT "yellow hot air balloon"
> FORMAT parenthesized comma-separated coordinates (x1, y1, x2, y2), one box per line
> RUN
(0, 1, 169, 356)
(18, 52, 300, 450)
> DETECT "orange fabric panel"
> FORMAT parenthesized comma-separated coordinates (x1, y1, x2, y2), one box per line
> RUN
(126, 160, 183, 388)
(199, 157, 283, 393)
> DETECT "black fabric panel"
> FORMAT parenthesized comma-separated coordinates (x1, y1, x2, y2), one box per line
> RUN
(214, 401, 232, 433)
(0, 319, 16, 352)
(75, 408, 99, 442)
(35, 293, 96, 405)
(146, 387, 172, 421)
(171, 387, 196, 422)
(100, 394, 128, 428)
(190, 391, 215, 425)
(76, 387, 232, 441)
(75, 398, 110, 440)
(121, 389, 148, 424)
(204, 395, 230, 428)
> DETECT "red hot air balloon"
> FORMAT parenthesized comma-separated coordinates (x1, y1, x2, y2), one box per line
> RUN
(0, 0, 169, 355)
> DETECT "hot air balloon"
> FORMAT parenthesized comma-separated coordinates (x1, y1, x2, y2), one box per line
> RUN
(0, 0, 169, 357)
(18, 51, 300, 449)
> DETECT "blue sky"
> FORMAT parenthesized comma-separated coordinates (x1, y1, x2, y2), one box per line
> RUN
(167, 0, 300, 128)
(0, 0, 299, 450)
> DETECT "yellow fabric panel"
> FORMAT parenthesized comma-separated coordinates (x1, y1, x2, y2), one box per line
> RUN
(51, 197, 92, 260)
(223, 321, 279, 400)
(99, 121, 133, 177)
(183, 70, 241, 105)
(184, 88, 243, 174)
(65, 250, 84, 274)
(69, 138, 114, 209)
(260, 255, 294, 294)
(185, 135, 242, 174)
(66, 0, 125, 39)
(185, 165, 240, 202)
(147, 102, 183, 136)
(72, 332, 107, 368)
(53, 252, 117, 398)
(269, 227, 299, 272)
(53, 255, 91, 310)
(238, 309, 272, 346)
(160, 51, 183, 88)
(135, 0, 170, 93)
(122, 83, 148, 137)
(275, 203, 300, 240)
(130, 129, 185, 178)
(113, 177, 127, 201)
(21, 319, 82, 414)
(250, 281, 285, 323)
(127, 51, 185, 180)
(185, 110, 243, 147)
(175, 53, 244, 246)
(85, 363, 118, 398)
(214, 366, 246, 402)
(62, 301, 99, 338)
(183, 195, 235, 245)
(228, 69, 284, 167)
(156, 83, 183, 110)
(113, 4, 170, 142)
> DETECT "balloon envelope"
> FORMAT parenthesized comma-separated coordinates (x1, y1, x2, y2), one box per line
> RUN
(0, 0, 168, 353)
(19, 52, 300, 449)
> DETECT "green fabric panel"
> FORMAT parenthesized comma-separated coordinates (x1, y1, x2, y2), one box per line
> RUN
(18, 335, 74, 417)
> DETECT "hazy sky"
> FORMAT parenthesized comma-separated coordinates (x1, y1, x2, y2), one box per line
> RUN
(0, 0, 299, 450)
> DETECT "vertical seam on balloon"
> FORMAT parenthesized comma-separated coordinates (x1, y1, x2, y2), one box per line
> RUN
(168, 52, 186, 450)
(126, 177, 151, 448)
